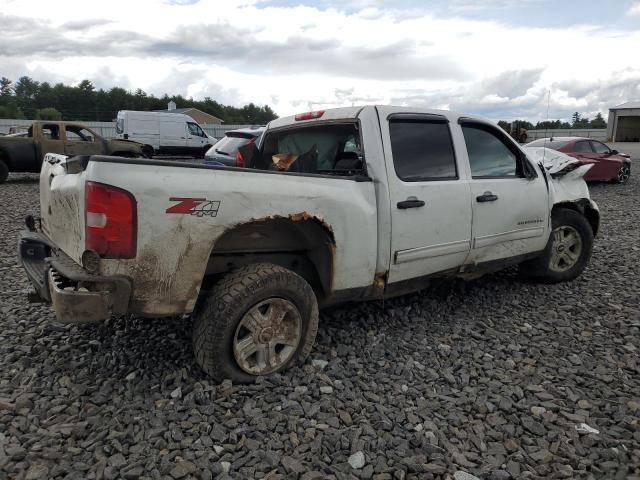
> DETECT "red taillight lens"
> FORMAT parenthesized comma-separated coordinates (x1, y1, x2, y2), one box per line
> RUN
(295, 110, 325, 121)
(85, 181, 137, 258)
(235, 150, 245, 168)
(235, 137, 256, 168)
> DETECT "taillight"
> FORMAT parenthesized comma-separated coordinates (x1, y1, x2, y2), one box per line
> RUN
(235, 150, 245, 168)
(85, 181, 137, 258)
(235, 137, 256, 168)
(295, 110, 325, 121)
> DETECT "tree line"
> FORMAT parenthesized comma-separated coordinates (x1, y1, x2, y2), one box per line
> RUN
(498, 111, 607, 132)
(0, 76, 278, 124)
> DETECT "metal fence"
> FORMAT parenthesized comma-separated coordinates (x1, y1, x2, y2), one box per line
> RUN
(526, 128, 607, 142)
(0, 118, 250, 140)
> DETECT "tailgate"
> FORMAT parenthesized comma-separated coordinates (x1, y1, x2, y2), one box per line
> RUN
(39, 154, 86, 264)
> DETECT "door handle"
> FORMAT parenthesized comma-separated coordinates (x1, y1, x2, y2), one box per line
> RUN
(476, 191, 498, 202)
(397, 198, 425, 209)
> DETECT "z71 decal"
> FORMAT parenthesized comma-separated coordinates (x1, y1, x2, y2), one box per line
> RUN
(166, 197, 221, 217)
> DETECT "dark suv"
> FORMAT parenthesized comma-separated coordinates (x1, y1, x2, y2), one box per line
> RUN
(204, 126, 265, 167)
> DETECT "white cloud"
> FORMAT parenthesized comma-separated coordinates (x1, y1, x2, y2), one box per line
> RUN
(629, 2, 640, 15)
(0, 0, 639, 121)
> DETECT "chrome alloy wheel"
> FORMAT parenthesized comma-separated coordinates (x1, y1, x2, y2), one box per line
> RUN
(617, 165, 631, 184)
(549, 225, 583, 273)
(233, 298, 302, 375)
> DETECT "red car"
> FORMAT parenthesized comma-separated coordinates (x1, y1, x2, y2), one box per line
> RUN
(527, 137, 631, 183)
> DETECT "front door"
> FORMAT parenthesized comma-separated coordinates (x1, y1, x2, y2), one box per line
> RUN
(459, 121, 550, 265)
(378, 108, 473, 284)
(64, 125, 101, 156)
(187, 122, 208, 154)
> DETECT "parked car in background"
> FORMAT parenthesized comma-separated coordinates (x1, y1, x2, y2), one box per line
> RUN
(116, 110, 216, 158)
(526, 137, 631, 183)
(204, 126, 265, 167)
(0, 121, 146, 184)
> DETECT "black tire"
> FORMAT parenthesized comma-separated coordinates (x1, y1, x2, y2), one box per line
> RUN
(615, 164, 631, 184)
(192, 263, 319, 382)
(0, 160, 8, 184)
(519, 208, 593, 283)
(142, 146, 154, 159)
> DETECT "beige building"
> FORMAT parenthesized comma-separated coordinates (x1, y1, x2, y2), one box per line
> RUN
(156, 101, 224, 125)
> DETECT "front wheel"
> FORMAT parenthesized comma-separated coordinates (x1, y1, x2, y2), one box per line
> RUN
(519, 208, 593, 283)
(192, 263, 319, 382)
(615, 164, 631, 184)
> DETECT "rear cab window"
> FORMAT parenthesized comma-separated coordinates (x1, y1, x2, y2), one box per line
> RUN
(254, 122, 364, 176)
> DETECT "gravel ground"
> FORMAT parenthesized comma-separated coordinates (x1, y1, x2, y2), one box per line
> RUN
(1, 173, 639, 480)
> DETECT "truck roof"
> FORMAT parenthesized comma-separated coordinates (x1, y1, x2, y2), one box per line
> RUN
(29, 121, 98, 128)
(268, 105, 491, 129)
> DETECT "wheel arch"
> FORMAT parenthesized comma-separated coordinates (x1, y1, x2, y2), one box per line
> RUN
(552, 199, 599, 237)
(204, 215, 336, 300)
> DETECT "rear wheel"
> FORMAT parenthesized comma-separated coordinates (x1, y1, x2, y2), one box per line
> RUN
(615, 164, 631, 184)
(519, 208, 593, 283)
(0, 160, 8, 184)
(192, 263, 319, 382)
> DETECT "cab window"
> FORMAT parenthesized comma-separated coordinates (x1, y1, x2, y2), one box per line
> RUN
(389, 120, 457, 181)
(461, 125, 519, 178)
(590, 141, 610, 154)
(188, 122, 205, 137)
(256, 123, 363, 175)
(66, 126, 95, 142)
(572, 141, 593, 153)
(41, 124, 61, 140)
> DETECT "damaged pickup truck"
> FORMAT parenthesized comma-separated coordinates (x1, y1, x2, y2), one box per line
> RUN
(19, 106, 599, 382)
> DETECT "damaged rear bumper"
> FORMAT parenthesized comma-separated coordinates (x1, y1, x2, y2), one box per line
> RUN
(18, 231, 131, 324)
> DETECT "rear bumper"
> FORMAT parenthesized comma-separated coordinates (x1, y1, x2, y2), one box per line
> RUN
(18, 231, 131, 324)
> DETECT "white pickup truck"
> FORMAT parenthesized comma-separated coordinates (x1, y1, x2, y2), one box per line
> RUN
(19, 106, 599, 382)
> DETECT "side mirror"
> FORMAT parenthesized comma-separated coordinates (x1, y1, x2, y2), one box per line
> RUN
(610, 149, 618, 155)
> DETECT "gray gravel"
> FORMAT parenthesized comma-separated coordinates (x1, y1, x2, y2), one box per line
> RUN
(1, 172, 639, 479)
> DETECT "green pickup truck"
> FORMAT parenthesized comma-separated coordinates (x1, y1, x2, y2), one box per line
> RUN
(0, 121, 147, 183)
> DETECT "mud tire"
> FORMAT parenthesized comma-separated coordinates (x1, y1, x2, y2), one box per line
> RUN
(192, 263, 319, 383)
(519, 208, 593, 283)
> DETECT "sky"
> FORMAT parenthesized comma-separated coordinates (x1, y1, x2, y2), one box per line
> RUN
(1, 0, 639, 122)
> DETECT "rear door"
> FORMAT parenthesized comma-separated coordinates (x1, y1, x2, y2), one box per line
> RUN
(378, 108, 473, 283)
(460, 120, 549, 264)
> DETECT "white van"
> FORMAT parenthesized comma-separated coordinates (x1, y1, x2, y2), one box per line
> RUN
(115, 110, 216, 157)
